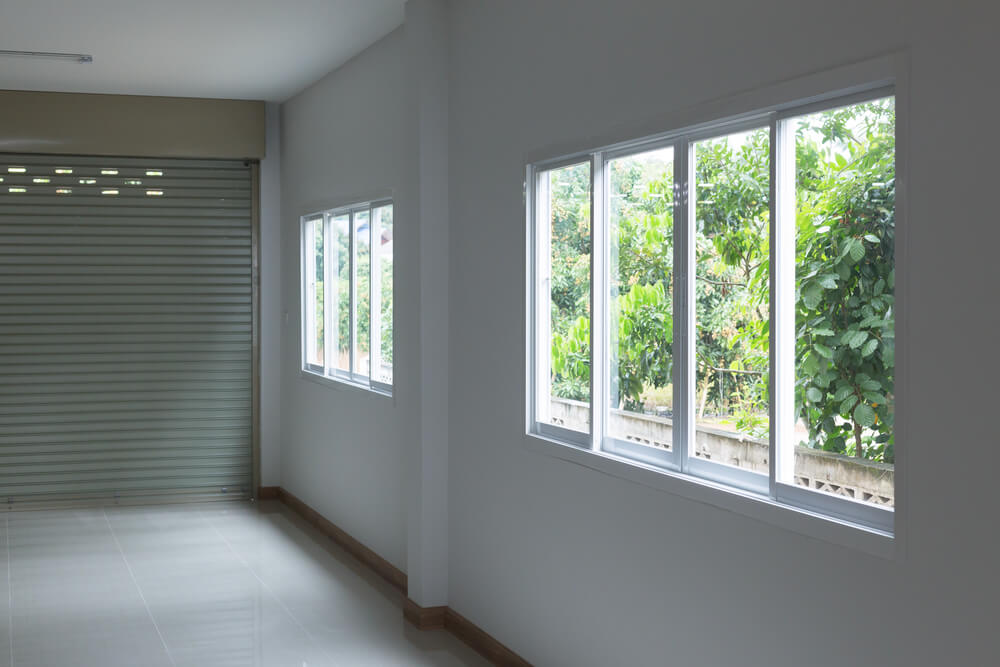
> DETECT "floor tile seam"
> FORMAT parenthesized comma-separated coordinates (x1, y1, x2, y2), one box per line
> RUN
(196, 507, 339, 665)
(101, 508, 177, 667)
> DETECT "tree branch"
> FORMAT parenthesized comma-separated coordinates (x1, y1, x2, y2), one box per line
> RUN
(697, 275, 747, 288)
(696, 360, 764, 376)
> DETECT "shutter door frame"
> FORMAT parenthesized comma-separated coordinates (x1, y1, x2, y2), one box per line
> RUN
(0, 153, 259, 508)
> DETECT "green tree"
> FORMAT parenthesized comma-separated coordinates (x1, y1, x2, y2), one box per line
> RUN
(548, 99, 895, 463)
(608, 155, 675, 411)
(795, 100, 895, 462)
(693, 131, 770, 433)
(548, 163, 592, 400)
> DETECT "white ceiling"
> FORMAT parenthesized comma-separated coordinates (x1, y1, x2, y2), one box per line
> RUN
(0, 0, 405, 102)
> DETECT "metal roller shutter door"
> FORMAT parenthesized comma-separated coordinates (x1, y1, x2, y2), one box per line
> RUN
(0, 154, 253, 506)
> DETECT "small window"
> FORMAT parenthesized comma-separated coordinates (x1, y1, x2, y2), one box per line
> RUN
(304, 216, 324, 369)
(533, 161, 592, 446)
(777, 97, 896, 510)
(528, 89, 896, 534)
(607, 146, 674, 461)
(302, 200, 394, 394)
(692, 128, 770, 480)
(372, 204, 394, 385)
(330, 213, 351, 374)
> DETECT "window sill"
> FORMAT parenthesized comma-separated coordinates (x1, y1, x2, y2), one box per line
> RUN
(523, 431, 895, 559)
(299, 368, 393, 398)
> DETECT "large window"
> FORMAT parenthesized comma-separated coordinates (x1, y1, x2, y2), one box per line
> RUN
(529, 90, 895, 533)
(302, 200, 393, 394)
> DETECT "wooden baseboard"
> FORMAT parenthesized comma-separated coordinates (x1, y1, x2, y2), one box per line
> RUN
(403, 597, 447, 630)
(402, 600, 529, 666)
(275, 487, 407, 594)
(272, 487, 531, 666)
(257, 486, 280, 500)
(444, 608, 531, 667)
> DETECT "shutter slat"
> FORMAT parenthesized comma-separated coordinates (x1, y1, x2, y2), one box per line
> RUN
(0, 153, 252, 504)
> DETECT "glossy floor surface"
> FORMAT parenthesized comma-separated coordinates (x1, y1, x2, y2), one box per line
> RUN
(0, 501, 487, 667)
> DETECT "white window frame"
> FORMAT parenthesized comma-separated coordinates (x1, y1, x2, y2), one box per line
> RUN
(303, 214, 324, 373)
(527, 84, 898, 540)
(301, 198, 393, 396)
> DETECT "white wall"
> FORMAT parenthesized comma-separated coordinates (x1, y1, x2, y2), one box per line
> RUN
(279, 27, 417, 571)
(405, 0, 451, 607)
(259, 101, 282, 487)
(446, 1, 1000, 666)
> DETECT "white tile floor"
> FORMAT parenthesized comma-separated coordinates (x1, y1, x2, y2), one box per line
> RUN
(0, 501, 488, 667)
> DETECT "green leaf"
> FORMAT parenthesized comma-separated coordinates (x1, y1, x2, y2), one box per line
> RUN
(817, 274, 839, 289)
(853, 403, 876, 428)
(861, 338, 879, 357)
(840, 395, 859, 414)
(848, 330, 869, 349)
(836, 262, 852, 281)
(833, 385, 854, 402)
(801, 354, 817, 376)
(813, 343, 834, 359)
(801, 284, 823, 309)
(806, 387, 823, 403)
(848, 239, 866, 262)
(812, 328, 835, 336)
(864, 234, 881, 243)
(863, 391, 886, 404)
(815, 371, 835, 389)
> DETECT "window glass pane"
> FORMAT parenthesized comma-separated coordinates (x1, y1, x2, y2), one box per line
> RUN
(791, 97, 895, 507)
(693, 128, 771, 473)
(538, 162, 591, 435)
(353, 209, 371, 378)
(607, 147, 675, 452)
(305, 218, 324, 367)
(331, 213, 351, 373)
(373, 204, 393, 384)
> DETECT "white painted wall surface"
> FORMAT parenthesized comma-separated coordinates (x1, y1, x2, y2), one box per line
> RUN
(279, 28, 416, 571)
(259, 101, 282, 487)
(405, 0, 451, 608)
(446, 1, 1000, 666)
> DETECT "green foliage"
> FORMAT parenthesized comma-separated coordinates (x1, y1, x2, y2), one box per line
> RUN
(613, 282, 673, 410)
(547, 163, 593, 399)
(694, 130, 770, 430)
(380, 261, 393, 364)
(551, 315, 590, 400)
(795, 99, 895, 462)
(547, 100, 895, 463)
(608, 153, 675, 412)
(325, 218, 395, 370)
(313, 225, 325, 357)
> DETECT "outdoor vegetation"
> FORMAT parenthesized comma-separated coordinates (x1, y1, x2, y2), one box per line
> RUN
(310, 209, 394, 374)
(548, 98, 895, 463)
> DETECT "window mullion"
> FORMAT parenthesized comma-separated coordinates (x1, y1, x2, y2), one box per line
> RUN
(534, 170, 551, 428)
(772, 116, 796, 493)
(591, 152, 608, 452)
(675, 139, 694, 472)
(301, 219, 310, 369)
